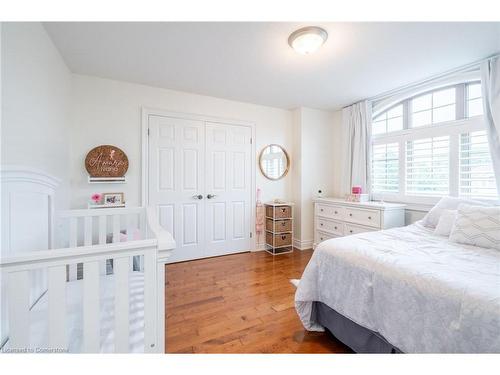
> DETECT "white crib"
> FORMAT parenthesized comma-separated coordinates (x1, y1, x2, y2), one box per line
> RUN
(0, 167, 175, 353)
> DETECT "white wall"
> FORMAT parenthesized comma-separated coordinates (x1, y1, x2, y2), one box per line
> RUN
(70, 75, 294, 212)
(300, 108, 339, 244)
(1, 23, 72, 208)
(291, 108, 302, 240)
(292, 107, 342, 248)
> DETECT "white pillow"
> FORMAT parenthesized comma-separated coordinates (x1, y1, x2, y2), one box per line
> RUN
(422, 197, 486, 228)
(449, 204, 500, 250)
(433, 209, 457, 236)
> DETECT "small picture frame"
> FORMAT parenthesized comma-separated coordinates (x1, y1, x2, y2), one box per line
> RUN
(103, 192, 124, 206)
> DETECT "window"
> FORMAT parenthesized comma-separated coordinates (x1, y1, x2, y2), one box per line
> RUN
(372, 143, 399, 193)
(411, 87, 456, 127)
(466, 83, 483, 117)
(372, 80, 498, 202)
(372, 104, 403, 135)
(406, 136, 449, 196)
(459, 130, 497, 198)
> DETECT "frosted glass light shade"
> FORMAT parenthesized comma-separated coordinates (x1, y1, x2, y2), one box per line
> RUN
(288, 26, 328, 55)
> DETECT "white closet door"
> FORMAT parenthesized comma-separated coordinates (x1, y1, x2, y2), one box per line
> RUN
(205, 122, 252, 257)
(148, 115, 206, 263)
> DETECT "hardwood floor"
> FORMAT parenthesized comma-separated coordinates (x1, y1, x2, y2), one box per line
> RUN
(165, 249, 352, 353)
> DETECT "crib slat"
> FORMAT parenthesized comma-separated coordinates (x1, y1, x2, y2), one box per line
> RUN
(143, 252, 157, 352)
(138, 212, 146, 272)
(7, 271, 30, 348)
(126, 215, 136, 271)
(114, 256, 130, 353)
(69, 217, 77, 247)
(98, 215, 107, 245)
(84, 216, 92, 246)
(139, 210, 146, 236)
(68, 218, 78, 280)
(98, 215, 108, 275)
(127, 214, 135, 241)
(48, 265, 67, 349)
(112, 214, 121, 243)
(83, 261, 100, 353)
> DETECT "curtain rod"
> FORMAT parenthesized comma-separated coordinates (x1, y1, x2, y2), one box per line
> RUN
(344, 52, 500, 108)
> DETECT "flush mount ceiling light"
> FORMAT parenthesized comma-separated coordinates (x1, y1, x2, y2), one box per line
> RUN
(288, 26, 328, 55)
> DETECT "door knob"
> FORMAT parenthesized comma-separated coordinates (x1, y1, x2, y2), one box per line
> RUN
(207, 194, 217, 199)
(193, 194, 203, 200)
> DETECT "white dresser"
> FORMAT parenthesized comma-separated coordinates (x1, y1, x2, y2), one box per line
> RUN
(313, 198, 406, 249)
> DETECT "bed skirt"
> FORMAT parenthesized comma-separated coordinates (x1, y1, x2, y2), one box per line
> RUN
(311, 302, 402, 354)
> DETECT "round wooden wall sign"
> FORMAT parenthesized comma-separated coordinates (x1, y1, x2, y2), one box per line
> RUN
(85, 145, 129, 178)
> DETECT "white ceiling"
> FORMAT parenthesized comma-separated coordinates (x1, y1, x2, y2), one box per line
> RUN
(44, 22, 500, 110)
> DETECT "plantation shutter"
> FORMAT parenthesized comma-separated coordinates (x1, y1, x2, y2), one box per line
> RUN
(371, 143, 399, 193)
(459, 130, 498, 199)
(406, 136, 450, 196)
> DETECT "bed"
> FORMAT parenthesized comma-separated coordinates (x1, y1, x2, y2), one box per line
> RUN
(295, 222, 500, 353)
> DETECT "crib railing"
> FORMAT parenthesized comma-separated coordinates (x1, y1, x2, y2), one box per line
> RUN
(0, 206, 175, 353)
(56, 207, 149, 279)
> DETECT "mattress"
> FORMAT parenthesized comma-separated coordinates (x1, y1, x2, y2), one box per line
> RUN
(3, 271, 145, 353)
(295, 222, 500, 353)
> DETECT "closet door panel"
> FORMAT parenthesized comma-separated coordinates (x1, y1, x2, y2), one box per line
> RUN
(205, 122, 252, 257)
(232, 201, 245, 240)
(148, 115, 205, 263)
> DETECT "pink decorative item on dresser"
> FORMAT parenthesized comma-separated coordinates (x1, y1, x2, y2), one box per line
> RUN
(352, 186, 362, 194)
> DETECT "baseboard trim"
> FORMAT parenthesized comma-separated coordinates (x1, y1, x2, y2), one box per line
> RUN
(252, 243, 266, 252)
(253, 240, 312, 252)
(293, 238, 313, 251)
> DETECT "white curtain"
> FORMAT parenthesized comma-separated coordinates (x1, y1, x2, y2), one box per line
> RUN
(481, 57, 500, 194)
(341, 100, 372, 196)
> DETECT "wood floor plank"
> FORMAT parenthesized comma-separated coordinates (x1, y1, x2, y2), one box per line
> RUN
(165, 249, 351, 353)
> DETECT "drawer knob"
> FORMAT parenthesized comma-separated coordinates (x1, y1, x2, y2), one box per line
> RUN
(349, 230, 353, 233)
(349, 213, 353, 217)
(281, 222, 286, 226)
(281, 235, 286, 240)
(320, 208, 324, 212)
(320, 223, 323, 226)
(334, 226, 337, 230)
(281, 208, 286, 213)
(368, 216, 372, 220)
(334, 211, 338, 214)
(320, 237, 324, 241)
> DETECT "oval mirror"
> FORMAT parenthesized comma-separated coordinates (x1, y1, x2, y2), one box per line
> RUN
(259, 144, 290, 180)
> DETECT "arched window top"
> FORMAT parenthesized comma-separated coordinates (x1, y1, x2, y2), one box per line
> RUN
(372, 81, 483, 136)
(371, 78, 497, 201)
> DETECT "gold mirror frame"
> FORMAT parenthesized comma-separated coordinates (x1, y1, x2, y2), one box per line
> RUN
(258, 144, 290, 180)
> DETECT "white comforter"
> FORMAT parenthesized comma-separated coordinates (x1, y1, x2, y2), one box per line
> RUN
(295, 223, 500, 353)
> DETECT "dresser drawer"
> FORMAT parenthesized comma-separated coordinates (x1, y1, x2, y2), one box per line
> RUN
(316, 217, 344, 236)
(266, 205, 292, 219)
(316, 203, 344, 220)
(344, 207, 381, 228)
(344, 223, 377, 236)
(266, 231, 292, 247)
(266, 218, 292, 233)
(316, 230, 337, 243)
